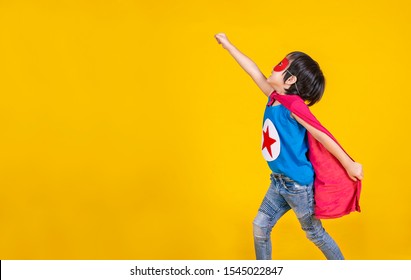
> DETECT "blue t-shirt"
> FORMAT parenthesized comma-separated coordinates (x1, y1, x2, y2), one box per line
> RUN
(261, 101, 314, 185)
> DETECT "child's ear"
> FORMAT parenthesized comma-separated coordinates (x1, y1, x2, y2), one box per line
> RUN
(286, 75, 297, 85)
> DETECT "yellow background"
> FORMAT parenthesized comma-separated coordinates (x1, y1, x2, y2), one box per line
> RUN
(0, 0, 410, 259)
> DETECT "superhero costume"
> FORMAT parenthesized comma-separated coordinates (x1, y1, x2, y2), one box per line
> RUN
(267, 91, 361, 219)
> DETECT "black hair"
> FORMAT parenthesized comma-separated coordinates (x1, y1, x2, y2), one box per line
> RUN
(283, 51, 325, 106)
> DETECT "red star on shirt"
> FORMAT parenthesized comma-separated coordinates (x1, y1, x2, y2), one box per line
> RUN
(262, 126, 277, 157)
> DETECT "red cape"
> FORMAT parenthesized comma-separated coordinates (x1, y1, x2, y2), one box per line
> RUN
(269, 92, 361, 219)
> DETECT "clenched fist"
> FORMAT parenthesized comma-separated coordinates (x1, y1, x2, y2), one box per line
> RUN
(214, 33, 232, 50)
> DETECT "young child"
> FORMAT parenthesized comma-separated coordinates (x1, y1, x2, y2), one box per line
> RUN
(214, 33, 363, 260)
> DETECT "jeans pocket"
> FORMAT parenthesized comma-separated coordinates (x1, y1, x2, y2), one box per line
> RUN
(283, 180, 307, 194)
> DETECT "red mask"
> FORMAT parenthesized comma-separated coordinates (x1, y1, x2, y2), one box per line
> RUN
(273, 57, 289, 72)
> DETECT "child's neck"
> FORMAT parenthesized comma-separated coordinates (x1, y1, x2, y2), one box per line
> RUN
(272, 86, 288, 95)
(273, 89, 286, 95)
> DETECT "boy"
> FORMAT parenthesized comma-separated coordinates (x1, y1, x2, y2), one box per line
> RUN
(215, 33, 363, 259)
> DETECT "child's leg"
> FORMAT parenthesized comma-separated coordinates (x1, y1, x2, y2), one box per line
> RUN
(281, 181, 344, 260)
(298, 214, 344, 260)
(253, 175, 290, 260)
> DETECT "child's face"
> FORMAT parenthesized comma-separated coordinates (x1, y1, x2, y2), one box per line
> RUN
(267, 57, 293, 93)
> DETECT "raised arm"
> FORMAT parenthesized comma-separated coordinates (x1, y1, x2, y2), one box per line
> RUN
(215, 33, 274, 97)
(292, 113, 364, 182)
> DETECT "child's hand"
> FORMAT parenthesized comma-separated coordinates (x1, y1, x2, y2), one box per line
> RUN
(346, 161, 364, 182)
(214, 33, 232, 50)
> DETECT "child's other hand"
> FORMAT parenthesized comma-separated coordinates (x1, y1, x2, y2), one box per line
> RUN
(214, 33, 232, 50)
(346, 161, 364, 182)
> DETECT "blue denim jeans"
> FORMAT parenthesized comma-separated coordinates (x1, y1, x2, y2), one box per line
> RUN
(253, 173, 344, 260)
